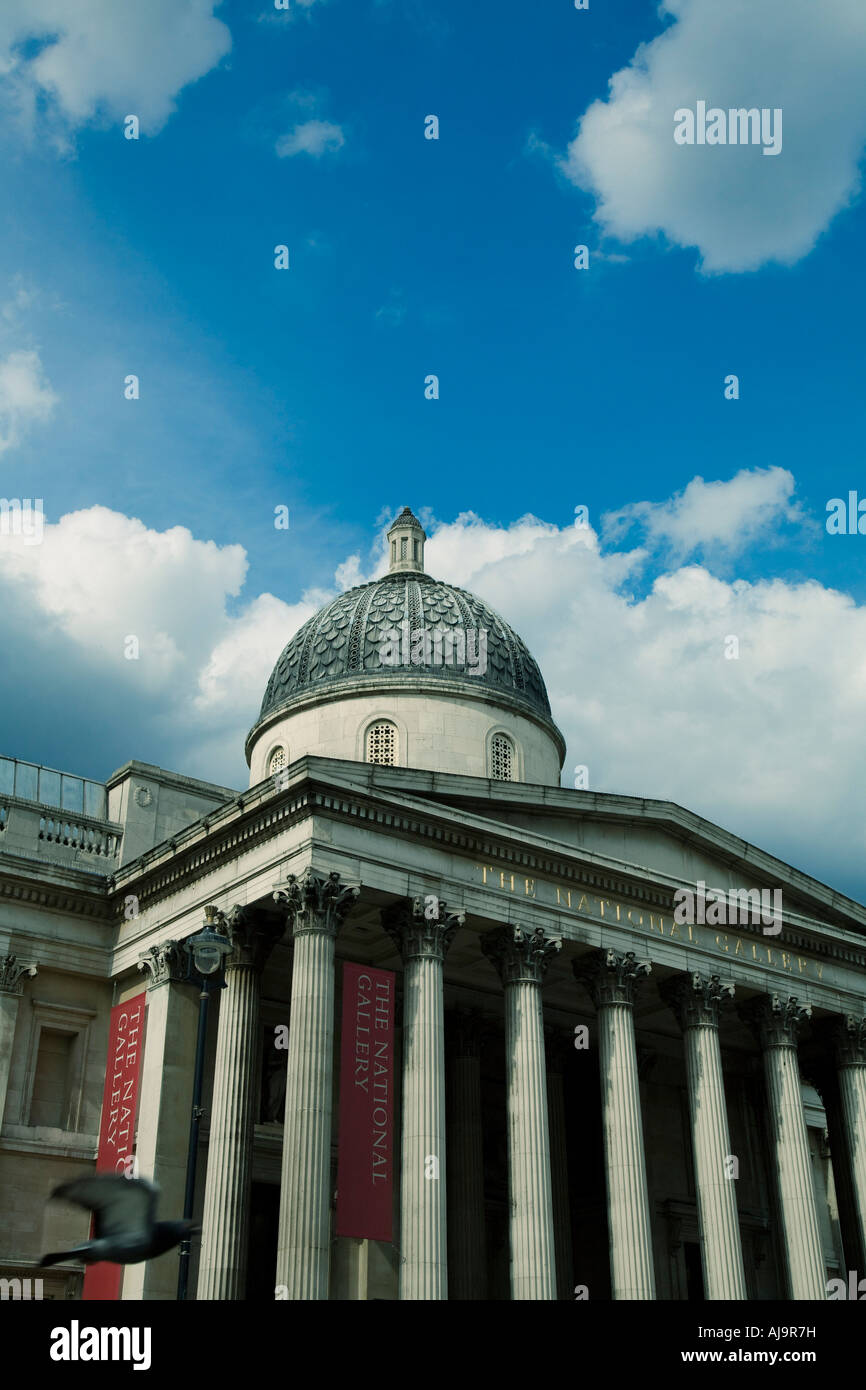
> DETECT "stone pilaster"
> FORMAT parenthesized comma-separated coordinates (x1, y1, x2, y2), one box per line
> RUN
(741, 993, 826, 1300)
(545, 1028, 574, 1300)
(383, 895, 462, 1300)
(123, 939, 198, 1300)
(197, 905, 282, 1300)
(0, 955, 37, 1130)
(661, 972, 747, 1300)
(446, 1009, 487, 1300)
(483, 925, 560, 1300)
(574, 949, 656, 1299)
(274, 870, 359, 1299)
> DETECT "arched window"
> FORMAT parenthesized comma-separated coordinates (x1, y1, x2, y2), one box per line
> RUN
(366, 721, 397, 766)
(268, 746, 287, 776)
(490, 733, 514, 782)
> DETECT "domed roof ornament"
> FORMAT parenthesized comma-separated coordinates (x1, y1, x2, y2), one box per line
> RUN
(387, 506, 426, 575)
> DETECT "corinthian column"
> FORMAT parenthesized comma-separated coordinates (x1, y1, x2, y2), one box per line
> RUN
(274, 870, 359, 1299)
(574, 949, 656, 1300)
(483, 925, 561, 1300)
(446, 1010, 486, 1300)
(383, 894, 463, 1300)
(741, 993, 826, 1300)
(197, 906, 281, 1300)
(0, 955, 37, 1129)
(661, 972, 747, 1300)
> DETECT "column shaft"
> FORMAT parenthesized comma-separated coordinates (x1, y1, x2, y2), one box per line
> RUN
(274, 870, 358, 1300)
(684, 1023, 747, 1298)
(743, 995, 826, 1301)
(835, 1020, 866, 1270)
(400, 953, 448, 1299)
(763, 1043, 826, 1298)
(505, 979, 556, 1299)
(484, 924, 560, 1301)
(197, 909, 274, 1301)
(276, 926, 336, 1298)
(598, 1000, 656, 1298)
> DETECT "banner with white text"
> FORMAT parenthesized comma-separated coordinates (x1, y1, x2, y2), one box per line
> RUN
(82, 992, 147, 1300)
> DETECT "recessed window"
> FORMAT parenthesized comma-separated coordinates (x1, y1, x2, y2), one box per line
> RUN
(366, 721, 397, 766)
(490, 733, 514, 782)
(400, 537, 407, 560)
(268, 747, 287, 776)
(30, 1030, 73, 1129)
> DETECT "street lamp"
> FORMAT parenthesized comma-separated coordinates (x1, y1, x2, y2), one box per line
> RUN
(176, 905, 232, 1301)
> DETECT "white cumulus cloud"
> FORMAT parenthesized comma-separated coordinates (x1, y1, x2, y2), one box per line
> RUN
(0, 348, 57, 453)
(559, 0, 866, 272)
(0, 0, 231, 135)
(602, 467, 812, 561)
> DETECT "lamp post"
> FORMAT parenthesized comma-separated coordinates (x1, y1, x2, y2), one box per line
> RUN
(176, 906, 232, 1301)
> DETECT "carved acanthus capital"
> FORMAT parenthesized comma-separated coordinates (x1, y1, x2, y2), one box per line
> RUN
(0, 954, 38, 995)
(574, 948, 651, 1009)
(225, 904, 282, 972)
(273, 869, 359, 940)
(661, 972, 735, 1031)
(382, 895, 464, 963)
(138, 939, 190, 988)
(740, 992, 811, 1049)
(482, 925, 561, 987)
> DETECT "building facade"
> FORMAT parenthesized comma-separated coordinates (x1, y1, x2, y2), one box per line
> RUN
(1, 507, 865, 1301)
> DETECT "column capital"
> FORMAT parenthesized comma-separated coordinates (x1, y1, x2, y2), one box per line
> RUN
(574, 948, 651, 1009)
(138, 939, 190, 988)
(815, 1012, 866, 1068)
(382, 895, 463, 963)
(660, 971, 735, 1030)
(224, 904, 283, 972)
(740, 992, 811, 1048)
(0, 954, 38, 995)
(273, 869, 359, 940)
(482, 924, 561, 987)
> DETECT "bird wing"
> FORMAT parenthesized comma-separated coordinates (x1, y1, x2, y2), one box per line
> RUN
(51, 1175, 159, 1240)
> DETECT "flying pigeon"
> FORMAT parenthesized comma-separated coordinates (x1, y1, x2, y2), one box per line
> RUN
(40, 1174, 198, 1267)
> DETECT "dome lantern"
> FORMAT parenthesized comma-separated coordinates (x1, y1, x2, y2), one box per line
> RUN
(387, 506, 426, 575)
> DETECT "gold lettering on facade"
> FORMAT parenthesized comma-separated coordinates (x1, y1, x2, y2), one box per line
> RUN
(472, 865, 830, 981)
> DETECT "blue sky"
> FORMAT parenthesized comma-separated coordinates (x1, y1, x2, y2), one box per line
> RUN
(1, 0, 865, 899)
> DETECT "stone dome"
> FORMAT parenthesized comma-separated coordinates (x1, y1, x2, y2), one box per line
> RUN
(245, 508, 565, 785)
(255, 571, 552, 727)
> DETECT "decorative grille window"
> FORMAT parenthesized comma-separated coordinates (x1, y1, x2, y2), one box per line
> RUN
(367, 722, 397, 765)
(268, 747, 287, 775)
(490, 733, 514, 781)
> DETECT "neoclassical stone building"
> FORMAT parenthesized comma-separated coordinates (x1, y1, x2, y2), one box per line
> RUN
(1, 506, 865, 1301)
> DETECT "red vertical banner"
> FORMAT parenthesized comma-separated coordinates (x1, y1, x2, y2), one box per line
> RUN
(336, 963, 395, 1242)
(82, 992, 147, 1300)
